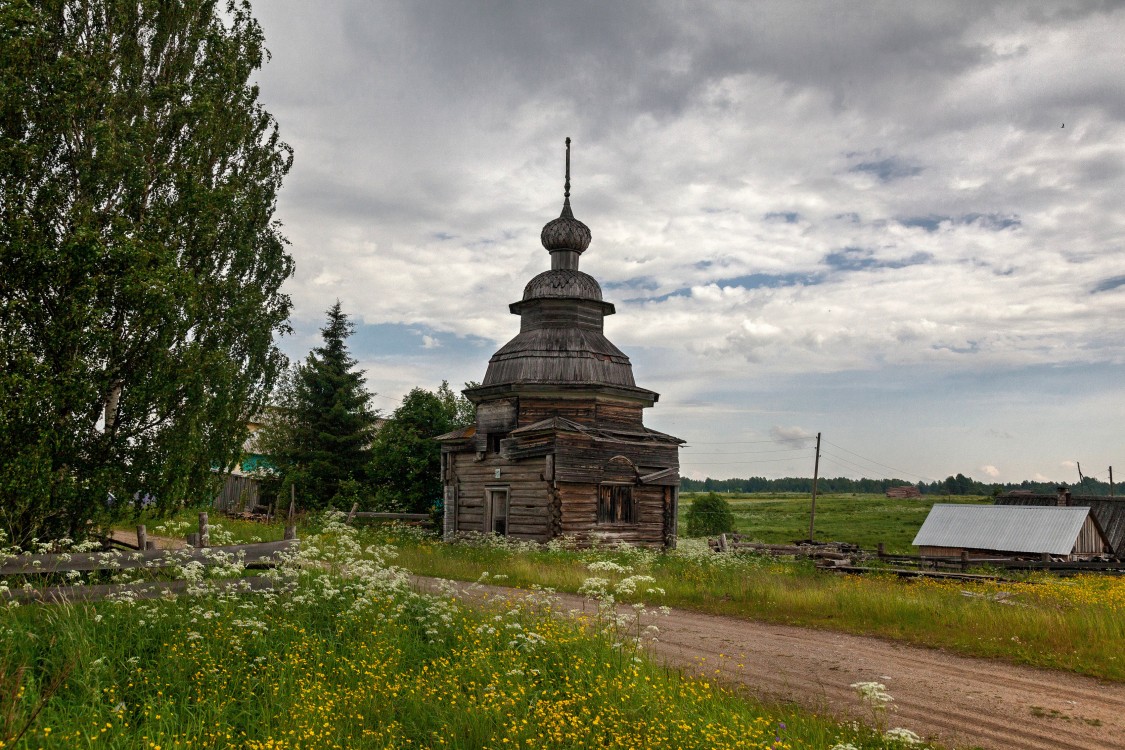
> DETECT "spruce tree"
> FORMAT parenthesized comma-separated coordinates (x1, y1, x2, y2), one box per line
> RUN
(265, 302, 378, 510)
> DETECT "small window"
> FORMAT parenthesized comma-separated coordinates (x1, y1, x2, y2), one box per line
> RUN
(597, 484, 634, 524)
(489, 434, 503, 453)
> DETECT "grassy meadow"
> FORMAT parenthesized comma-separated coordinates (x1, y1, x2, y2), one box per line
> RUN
(386, 533, 1125, 683)
(680, 492, 993, 553)
(2, 516, 932, 750)
(111, 492, 1125, 684)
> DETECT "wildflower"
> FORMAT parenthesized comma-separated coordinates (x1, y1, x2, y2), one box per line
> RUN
(884, 727, 923, 745)
(850, 681, 893, 706)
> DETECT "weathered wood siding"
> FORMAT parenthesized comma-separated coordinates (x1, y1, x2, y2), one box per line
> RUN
(554, 432, 678, 484)
(518, 397, 596, 427)
(557, 481, 671, 547)
(1075, 514, 1110, 555)
(449, 452, 554, 541)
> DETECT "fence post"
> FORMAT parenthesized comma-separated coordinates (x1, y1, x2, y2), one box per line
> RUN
(346, 502, 359, 525)
(960, 550, 968, 572)
(137, 525, 148, 551)
(198, 512, 209, 548)
(284, 524, 297, 540)
(719, 533, 728, 553)
(186, 532, 199, 547)
(877, 542, 885, 558)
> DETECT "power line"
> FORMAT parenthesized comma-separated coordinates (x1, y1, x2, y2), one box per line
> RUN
(684, 438, 816, 446)
(685, 455, 815, 466)
(682, 445, 816, 455)
(822, 439, 937, 482)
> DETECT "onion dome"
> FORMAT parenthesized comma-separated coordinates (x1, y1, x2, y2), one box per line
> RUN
(540, 198, 592, 254)
(522, 268, 603, 301)
(540, 137, 592, 256)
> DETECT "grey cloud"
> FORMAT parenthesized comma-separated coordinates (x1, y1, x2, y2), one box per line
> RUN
(1091, 275, 1125, 293)
(770, 425, 814, 448)
(850, 157, 924, 182)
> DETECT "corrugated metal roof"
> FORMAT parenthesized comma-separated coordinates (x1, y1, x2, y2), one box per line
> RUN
(996, 495, 1125, 557)
(912, 504, 1092, 555)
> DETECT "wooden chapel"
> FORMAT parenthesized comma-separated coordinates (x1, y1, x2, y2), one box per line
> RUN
(436, 140, 682, 548)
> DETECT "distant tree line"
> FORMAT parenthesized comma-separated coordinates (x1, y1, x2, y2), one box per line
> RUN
(681, 474, 1119, 496)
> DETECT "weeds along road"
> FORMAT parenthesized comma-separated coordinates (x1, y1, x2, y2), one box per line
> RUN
(414, 576, 1125, 750)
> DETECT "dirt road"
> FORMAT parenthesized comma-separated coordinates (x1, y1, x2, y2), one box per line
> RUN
(418, 578, 1125, 750)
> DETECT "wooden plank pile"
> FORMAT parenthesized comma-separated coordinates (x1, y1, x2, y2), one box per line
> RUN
(708, 533, 858, 561)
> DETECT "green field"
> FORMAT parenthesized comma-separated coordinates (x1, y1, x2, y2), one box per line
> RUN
(680, 492, 993, 553)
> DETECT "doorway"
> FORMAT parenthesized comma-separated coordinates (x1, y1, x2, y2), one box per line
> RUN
(486, 488, 509, 536)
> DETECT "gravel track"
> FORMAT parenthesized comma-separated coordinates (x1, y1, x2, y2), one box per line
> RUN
(417, 577, 1125, 750)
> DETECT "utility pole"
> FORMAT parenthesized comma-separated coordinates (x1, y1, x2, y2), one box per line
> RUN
(808, 432, 822, 542)
(1077, 462, 1084, 484)
(1110, 466, 1114, 497)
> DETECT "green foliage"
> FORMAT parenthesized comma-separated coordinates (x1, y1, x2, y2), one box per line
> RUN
(368, 381, 473, 513)
(260, 302, 378, 510)
(685, 492, 736, 537)
(0, 0, 293, 545)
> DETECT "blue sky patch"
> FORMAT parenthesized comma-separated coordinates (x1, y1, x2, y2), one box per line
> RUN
(351, 322, 493, 357)
(603, 276, 661, 292)
(823, 247, 932, 271)
(899, 213, 1021, 232)
(717, 272, 818, 289)
(764, 211, 800, 223)
(623, 288, 692, 304)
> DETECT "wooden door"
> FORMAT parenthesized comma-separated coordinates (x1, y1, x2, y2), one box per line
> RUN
(487, 488, 509, 536)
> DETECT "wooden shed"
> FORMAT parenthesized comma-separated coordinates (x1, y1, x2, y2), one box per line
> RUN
(912, 504, 1111, 560)
(995, 488, 1125, 558)
(436, 141, 682, 548)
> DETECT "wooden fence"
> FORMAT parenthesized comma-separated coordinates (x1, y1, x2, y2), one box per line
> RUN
(2, 513, 298, 604)
(709, 534, 1124, 578)
(214, 473, 262, 514)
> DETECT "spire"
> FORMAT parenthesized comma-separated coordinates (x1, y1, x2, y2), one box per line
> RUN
(541, 137, 591, 265)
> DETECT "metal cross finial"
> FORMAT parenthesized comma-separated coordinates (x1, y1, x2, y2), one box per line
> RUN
(564, 137, 571, 198)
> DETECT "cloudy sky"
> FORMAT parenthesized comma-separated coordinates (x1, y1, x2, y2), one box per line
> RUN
(249, 0, 1125, 485)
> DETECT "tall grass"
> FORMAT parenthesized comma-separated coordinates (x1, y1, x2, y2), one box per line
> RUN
(388, 531, 1125, 682)
(0, 518, 924, 749)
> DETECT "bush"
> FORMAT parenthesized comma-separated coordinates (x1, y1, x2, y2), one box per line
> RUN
(685, 492, 736, 537)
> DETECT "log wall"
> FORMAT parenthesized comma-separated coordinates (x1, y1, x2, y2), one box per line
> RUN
(449, 452, 554, 541)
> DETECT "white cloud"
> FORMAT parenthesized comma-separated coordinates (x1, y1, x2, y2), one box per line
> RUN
(980, 465, 1000, 478)
(421, 335, 441, 349)
(251, 1, 1125, 482)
